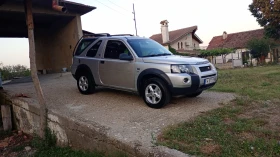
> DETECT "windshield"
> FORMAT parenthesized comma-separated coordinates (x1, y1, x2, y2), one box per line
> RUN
(127, 39, 173, 57)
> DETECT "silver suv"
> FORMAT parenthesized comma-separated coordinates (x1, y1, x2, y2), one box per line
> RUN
(71, 34, 217, 108)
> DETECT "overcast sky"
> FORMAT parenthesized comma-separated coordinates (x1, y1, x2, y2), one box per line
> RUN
(0, 0, 261, 67)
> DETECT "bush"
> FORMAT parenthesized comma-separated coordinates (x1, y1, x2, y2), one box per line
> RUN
(0, 63, 31, 81)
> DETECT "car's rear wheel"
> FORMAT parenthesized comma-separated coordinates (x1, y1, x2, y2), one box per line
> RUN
(77, 73, 95, 94)
(186, 91, 202, 97)
(142, 78, 170, 108)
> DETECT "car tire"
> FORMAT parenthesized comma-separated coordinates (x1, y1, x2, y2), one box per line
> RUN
(77, 73, 95, 95)
(142, 78, 170, 109)
(186, 91, 202, 97)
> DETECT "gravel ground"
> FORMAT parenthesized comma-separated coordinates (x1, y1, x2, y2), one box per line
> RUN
(3, 73, 235, 153)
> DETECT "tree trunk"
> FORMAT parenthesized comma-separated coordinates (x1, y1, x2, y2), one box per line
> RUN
(24, 0, 47, 139)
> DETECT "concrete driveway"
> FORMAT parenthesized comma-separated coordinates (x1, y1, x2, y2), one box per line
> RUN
(3, 73, 235, 156)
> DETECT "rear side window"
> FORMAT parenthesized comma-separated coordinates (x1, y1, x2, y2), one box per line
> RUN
(75, 39, 96, 56)
(86, 40, 102, 57)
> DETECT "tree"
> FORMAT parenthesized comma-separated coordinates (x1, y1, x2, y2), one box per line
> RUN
(24, 0, 47, 139)
(219, 48, 234, 64)
(0, 63, 31, 81)
(249, 0, 280, 40)
(199, 48, 233, 64)
(247, 38, 270, 64)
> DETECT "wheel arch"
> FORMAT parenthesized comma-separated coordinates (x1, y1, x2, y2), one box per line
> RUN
(137, 69, 172, 96)
(75, 64, 94, 81)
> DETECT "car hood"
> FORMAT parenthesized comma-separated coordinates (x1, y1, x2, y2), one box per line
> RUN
(142, 55, 209, 65)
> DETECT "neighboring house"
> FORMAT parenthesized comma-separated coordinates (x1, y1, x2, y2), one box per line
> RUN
(150, 20, 203, 56)
(207, 29, 280, 65)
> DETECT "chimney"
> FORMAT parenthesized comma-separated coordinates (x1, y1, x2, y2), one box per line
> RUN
(160, 20, 169, 43)
(223, 31, 227, 40)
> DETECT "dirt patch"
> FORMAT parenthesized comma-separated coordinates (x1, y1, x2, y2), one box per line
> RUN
(223, 118, 235, 125)
(0, 130, 35, 157)
(238, 132, 256, 141)
(239, 100, 280, 132)
(200, 142, 221, 155)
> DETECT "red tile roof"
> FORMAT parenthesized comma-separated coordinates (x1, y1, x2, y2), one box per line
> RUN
(207, 29, 265, 50)
(150, 26, 200, 44)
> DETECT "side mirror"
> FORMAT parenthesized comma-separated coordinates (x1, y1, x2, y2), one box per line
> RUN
(119, 53, 133, 61)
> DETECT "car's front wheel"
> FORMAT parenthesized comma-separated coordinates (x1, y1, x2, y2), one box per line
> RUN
(77, 73, 95, 95)
(142, 78, 170, 109)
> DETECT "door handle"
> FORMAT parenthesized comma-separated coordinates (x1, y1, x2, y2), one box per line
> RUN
(100, 61, 105, 64)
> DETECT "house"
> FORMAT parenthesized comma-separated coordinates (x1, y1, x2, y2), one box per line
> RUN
(207, 29, 280, 65)
(150, 20, 203, 56)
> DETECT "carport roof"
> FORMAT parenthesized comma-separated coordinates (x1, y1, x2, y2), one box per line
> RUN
(1, 0, 96, 15)
(0, 0, 96, 38)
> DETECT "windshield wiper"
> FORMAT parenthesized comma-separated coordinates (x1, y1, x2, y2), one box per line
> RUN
(143, 53, 172, 57)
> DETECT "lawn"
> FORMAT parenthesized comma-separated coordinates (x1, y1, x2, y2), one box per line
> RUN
(158, 65, 280, 157)
(212, 65, 280, 100)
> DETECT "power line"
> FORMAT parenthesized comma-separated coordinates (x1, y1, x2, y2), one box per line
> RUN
(106, 0, 131, 13)
(93, 0, 127, 16)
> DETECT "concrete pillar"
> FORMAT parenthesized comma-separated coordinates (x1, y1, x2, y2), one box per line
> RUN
(34, 15, 83, 73)
(1, 105, 12, 131)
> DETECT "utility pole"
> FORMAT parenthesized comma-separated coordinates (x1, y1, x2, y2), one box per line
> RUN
(0, 72, 3, 90)
(24, 0, 47, 139)
(132, 3, 138, 36)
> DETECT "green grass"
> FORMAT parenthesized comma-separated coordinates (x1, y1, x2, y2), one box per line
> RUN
(211, 65, 280, 100)
(158, 65, 280, 157)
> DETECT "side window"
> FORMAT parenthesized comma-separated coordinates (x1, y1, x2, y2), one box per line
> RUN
(104, 40, 131, 59)
(86, 40, 102, 57)
(75, 39, 96, 56)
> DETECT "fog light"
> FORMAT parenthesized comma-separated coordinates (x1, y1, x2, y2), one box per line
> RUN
(183, 78, 189, 83)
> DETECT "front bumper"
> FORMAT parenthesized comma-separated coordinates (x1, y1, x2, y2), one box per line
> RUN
(168, 72, 217, 96)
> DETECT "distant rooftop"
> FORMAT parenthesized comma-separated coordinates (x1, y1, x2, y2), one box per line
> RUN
(207, 29, 265, 50)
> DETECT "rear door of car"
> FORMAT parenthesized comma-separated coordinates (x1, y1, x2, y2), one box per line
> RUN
(72, 38, 97, 75)
(80, 39, 104, 84)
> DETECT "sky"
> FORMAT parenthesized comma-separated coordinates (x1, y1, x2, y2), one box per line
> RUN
(0, 0, 261, 67)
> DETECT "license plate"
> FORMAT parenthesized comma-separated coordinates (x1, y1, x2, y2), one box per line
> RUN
(204, 77, 216, 85)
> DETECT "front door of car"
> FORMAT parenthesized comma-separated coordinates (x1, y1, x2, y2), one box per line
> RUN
(99, 40, 135, 90)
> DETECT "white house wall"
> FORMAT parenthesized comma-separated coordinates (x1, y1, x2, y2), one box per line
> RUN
(192, 39, 200, 49)
(215, 48, 247, 64)
(170, 33, 197, 51)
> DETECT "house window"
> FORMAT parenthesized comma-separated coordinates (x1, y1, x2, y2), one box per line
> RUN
(178, 42, 180, 49)
(181, 42, 183, 49)
(194, 43, 196, 48)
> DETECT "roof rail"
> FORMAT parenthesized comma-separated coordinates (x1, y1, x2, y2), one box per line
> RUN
(82, 33, 111, 38)
(110, 34, 134, 36)
(94, 33, 111, 37)
(82, 33, 134, 38)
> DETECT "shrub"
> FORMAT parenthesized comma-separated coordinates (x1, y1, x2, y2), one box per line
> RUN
(0, 63, 31, 81)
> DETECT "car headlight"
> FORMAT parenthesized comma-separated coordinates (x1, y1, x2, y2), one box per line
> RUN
(171, 65, 193, 73)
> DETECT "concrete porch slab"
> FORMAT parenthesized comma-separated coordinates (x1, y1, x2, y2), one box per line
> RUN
(2, 73, 235, 156)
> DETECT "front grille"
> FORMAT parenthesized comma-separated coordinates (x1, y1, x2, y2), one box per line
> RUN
(199, 66, 211, 72)
(201, 74, 216, 78)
